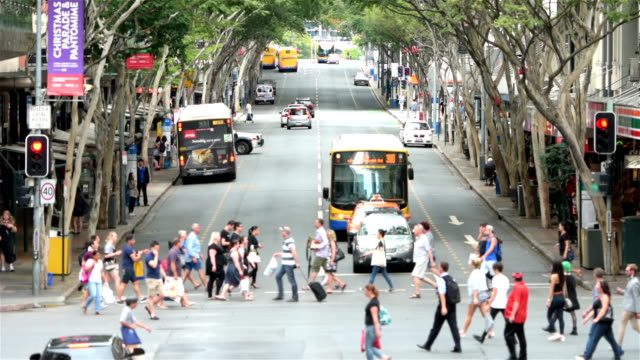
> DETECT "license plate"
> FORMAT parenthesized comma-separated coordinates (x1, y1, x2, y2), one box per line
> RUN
(203, 171, 214, 176)
(386, 255, 391, 260)
(296, 122, 302, 125)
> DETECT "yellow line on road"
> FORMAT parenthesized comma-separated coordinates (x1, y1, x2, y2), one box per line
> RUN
(201, 158, 244, 242)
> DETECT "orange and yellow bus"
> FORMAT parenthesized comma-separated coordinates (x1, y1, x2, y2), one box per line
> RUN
(278, 47, 298, 72)
(317, 48, 328, 63)
(262, 45, 278, 69)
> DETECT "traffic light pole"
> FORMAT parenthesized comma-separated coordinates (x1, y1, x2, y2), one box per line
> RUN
(605, 155, 613, 275)
(32, 0, 43, 296)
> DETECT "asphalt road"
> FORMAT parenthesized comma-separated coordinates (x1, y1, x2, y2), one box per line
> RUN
(2, 60, 638, 360)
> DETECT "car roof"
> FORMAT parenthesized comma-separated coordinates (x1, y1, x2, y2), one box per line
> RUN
(362, 212, 408, 223)
(48, 335, 115, 348)
(355, 201, 399, 210)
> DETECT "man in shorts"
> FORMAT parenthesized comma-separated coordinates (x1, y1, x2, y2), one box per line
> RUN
(116, 234, 147, 304)
(410, 223, 437, 299)
(307, 219, 329, 287)
(144, 241, 165, 320)
(182, 223, 207, 289)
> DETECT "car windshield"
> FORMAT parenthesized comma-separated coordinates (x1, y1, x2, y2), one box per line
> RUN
(43, 347, 114, 360)
(360, 215, 409, 236)
(406, 122, 429, 131)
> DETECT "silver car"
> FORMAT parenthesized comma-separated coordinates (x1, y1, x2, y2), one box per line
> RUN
(284, 106, 312, 130)
(352, 213, 414, 273)
(354, 72, 370, 86)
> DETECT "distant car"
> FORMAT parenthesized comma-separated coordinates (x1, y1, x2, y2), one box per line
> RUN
(234, 131, 264, 155)
(346, 195, 408, 254)
(352, 213, 414, 273)
(284, 106, 312, 130)
(400, 120, 433, 147)
(328, 53, 340, 64)
(295, 97, 315, 117)
(354, 72, 370, 86)
(280, 104, 305, 127)
(30, 335, 144, 360)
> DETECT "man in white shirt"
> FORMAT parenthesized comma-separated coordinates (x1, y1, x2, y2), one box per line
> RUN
(273, 226, 301, 302)
(307, 219, 329, 287)
(245, 103, 254, 123)
(410, 223, 436, 299)
(474, 262, 510, 343)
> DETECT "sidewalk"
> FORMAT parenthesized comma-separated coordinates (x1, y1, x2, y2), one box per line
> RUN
(365, 77, 619, 291)
(0, 167, 179, 312)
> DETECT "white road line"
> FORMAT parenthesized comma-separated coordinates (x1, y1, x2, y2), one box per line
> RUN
(318, 210, 323, 219)
(318, 198, 322, 207)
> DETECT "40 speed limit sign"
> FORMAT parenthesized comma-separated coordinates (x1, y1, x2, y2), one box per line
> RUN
(40, 179, 57, 205)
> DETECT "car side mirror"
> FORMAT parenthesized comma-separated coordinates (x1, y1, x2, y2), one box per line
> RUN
(322, 187, 329, 200)
(408, 167, 414, 180)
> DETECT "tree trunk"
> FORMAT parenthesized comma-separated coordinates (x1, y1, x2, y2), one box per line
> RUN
(533, 111, 551, 228)
(140, 44, 170, 165)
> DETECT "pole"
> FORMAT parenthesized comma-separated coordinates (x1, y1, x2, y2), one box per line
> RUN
(119, 103, 128, 225)
(479, 46, 487, 181)
(432, 62, 437, 130)
(606, 156, 612, 274)
(32, 0, 44, 296)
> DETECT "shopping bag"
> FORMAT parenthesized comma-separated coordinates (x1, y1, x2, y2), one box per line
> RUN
(240, 277, 250, 292)
(133, 260, 145, 280)
(248, 251, 261, 264)
(360, 329, 382, 352)
(263, 256, 278, 276)
(102, 284, 116, 304)
(163, 278, 185, 299)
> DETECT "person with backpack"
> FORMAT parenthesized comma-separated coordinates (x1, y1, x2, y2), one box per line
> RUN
(505, 272, 529, 360)
(480, 225, 499, 279)
(137, 159, 150, 207)
(362, 284, 391, 360)
(417, 261, 462, 353)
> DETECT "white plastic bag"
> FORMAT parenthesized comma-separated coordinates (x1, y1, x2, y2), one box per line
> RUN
(263, 256, 278, 276)
(102, 283, 116, 304)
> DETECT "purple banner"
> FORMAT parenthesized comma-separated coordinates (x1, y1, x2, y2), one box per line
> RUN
(47, 0, 84, 96)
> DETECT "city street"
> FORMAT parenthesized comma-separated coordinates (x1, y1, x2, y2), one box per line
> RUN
(2, 60, 638, 359)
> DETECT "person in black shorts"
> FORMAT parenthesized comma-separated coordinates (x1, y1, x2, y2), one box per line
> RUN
(116, 234, 147, 303)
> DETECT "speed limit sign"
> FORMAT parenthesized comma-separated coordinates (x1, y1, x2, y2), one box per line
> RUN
(40, 179, 57, 205)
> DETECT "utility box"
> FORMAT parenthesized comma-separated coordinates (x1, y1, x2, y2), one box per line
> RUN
(582, 228, 604, 270)
(48, 236, 71, 275)
(621, 216, 640, 265)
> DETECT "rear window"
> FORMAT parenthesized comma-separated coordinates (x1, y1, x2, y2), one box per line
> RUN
(288, 108, 307, 116)
(407, 122, 429, 131)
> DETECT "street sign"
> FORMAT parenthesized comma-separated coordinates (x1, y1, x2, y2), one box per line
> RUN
(40, 179, 57, 205)
(28, 105, 51, 129)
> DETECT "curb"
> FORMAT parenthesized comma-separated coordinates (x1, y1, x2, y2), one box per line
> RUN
(0, 173, 180, 312)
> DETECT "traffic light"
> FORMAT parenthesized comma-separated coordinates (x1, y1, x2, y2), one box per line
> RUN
(594, 112, 616, 154)
(25, 134, 49, 177)
(15, 174, 34, 207)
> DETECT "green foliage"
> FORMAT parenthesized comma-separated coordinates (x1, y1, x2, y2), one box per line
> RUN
(538, 142, 576, 187)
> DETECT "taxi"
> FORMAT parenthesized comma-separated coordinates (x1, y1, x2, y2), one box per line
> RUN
(346, 194, 410, 253)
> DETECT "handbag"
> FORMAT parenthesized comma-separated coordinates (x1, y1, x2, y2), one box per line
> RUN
(566, 247, 575, 262)
(102, 284, 116, 304)
(564, 298, 573, 310)
(247, 251, 261, 264)
(79, 268, 90, 284)
(360, 329, 382, 353)
(104, 258, 117, 272)
(263, 256, 278, 276)
(133, 260, 145, 280)
(371, 248, 386, 267)
(335, 247, 346, 262)
(163, 277, 185, 299)
(240, 277, 250, 292)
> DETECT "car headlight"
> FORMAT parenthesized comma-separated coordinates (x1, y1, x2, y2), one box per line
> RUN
(398, 243, 413, 252)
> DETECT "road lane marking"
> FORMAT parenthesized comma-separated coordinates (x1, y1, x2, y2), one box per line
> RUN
(449, 215, 464, 225)
(464, 235, 478, 246)
(201, 166, 239, 242)
(343, 68, 360, 110)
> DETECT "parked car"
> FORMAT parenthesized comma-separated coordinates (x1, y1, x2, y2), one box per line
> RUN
(283, 106, 312, 130)
(30, 335, 145, 360)
(354, 72, 370, 86)
(346, 195, 408, 254)
(352, 213, 414, 273)
(328, 53, 340, 64)
(234, 131, 264, 155)
(295, 97, 315, 117)
(399, 120, 433, 147)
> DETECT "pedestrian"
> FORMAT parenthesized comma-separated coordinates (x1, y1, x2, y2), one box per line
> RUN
(417, 261, 462, 353)
(160, 136, 168, 169)
(273, 226, 301, 302)
(544, 259, 566, 342)
(103, 231, 122, 291)
(361, 229, 394, 292)
(563, 261, 580, 335)
(72, 189, 89, 235)
(153, 136, 161, 169)
(127, 172, 138, 216)
(220, 219, 235, 251)
(556, 222, 574, 262)
(477, 223, 488, 257)
(467, 244, 480, 270)
(245, 102, 254, 123)
(410, 223, 436, 299)
(325, 229, 347, 294)
(137, 159, 150, 206)
(166, 238, 194, 307)
(575, 280, 624, 360)
(0, 210, 17, 272)
(215, 238, 245, 301)
(460, 257, 490, 337)
(82, 250, 104, 315)
(616, 263, 640, 345)
(411, 101, 418, 118)
(144, 241, 165, 320)
(116, 234, 147, 304)
(480, 225, 498, 278)
(474, 262, 509, 343)
(230, 221, 244, 242)
(238, 236, 255, 301)
(504, 272, 529, 360)
(80, 236, 101, 306)
(247, 225, 263, 288)
(120, 298, 152, 353)
(306, 219, 330, 288)
(363, 284, 391, 360)
(182, 223, 207, 290)
(206, 232, 225, 299)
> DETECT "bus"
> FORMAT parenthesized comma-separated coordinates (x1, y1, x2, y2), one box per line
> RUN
(262, 45, 278, 69)
(322, 134, 414, 239)
(317, 48, 328, 63)
(177, 103, 236, 183)
(278, 47, 298, 72)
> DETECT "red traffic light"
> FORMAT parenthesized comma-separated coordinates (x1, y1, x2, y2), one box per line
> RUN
(596, 118, 609, 130)
(30, 141, 44, 153)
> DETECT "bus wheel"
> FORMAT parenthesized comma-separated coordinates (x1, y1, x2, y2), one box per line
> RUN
(235, 140, 252, 155)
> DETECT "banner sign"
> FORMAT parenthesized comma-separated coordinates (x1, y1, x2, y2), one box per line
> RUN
(47, 0, 84, 96)
(126, 53, 155, 70)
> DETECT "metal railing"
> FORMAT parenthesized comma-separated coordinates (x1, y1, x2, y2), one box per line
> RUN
(0, 0, 33, 31)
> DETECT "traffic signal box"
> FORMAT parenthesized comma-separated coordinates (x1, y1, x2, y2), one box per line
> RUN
(25, 134, 50, 177)
(594, 112, 616, 154)
(16, 174, 34, 207)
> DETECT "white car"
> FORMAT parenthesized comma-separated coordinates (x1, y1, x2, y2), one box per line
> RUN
(354, 72, 370, 86)
(399, 121, 433, 147)
(234, 131, 264, 154)
(328, 53, 340, 64)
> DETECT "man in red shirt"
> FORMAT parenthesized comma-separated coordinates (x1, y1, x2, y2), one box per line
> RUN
(504, 272, 529, 360)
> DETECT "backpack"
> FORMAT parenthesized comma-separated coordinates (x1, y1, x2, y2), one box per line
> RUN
(443, 275, 461, 304)
(159, 141, 166, 153)
(495, 240, 503, 262)
(379, 306, 392, 326)
(161, 258, 169, 273)
(78, 249, 88, 266)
